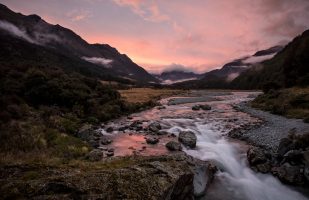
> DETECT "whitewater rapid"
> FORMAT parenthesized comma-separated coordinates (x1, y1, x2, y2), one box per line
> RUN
(103, 91, 308, 200)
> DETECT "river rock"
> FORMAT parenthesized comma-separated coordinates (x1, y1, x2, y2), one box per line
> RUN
(247, 146, 268, 165)
(282, 150, 303, 165)
(200, 104, 211, 110)
(100, 137, 112, 145)
(146, 137, 159, 144)
(148, 122, 161, 133)
(192, 105, 200, 111)
(106, 151, 114, 157)
(106, 127, 113, 133)
(158, 130, 169, 135)
(178, 131, 197, 148)
(87, 149, 103, 161)
(157, 106, 166, 110)
(193, 163, 217, 197)
(166, 141, 182, 151)
(272, 163, 305, 185)
(278, 137, 294, 158)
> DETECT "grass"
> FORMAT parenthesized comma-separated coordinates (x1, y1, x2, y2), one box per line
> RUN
(118, 88, 185, 103)
(252, 87, 309, 121)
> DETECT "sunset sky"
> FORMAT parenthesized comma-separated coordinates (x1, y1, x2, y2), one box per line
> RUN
(1, 0, 309, 73)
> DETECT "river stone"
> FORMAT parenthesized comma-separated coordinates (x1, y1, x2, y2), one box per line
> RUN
(158, 130, 169, 135)
(148, 122, 161, 133)
(101, 137, 112, 145)
(106, 127, 113, 133)
(178, 131, 197, 148)
(87, 149, 103, 161)
(271, 163, 305, 185)
(166, 141, 182, 151)
(278, 137, 294, 158)
(200, 104, 211, 111)
(192, 105, 200, 111)
(283, 150, 303, 164)
(146, 137, 159, 144)
(247, 146, 267, 165)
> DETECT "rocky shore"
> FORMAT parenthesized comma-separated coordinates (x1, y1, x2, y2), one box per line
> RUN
(231, 102, 309, 189)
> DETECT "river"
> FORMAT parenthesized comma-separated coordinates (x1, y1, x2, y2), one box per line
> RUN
(100, 91, 308, 200)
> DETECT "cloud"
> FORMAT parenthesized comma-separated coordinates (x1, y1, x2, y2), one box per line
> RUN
(243, 53, 276, 64)
(0, 20, 61, 45)
(66, 9, 92, 22)
(226, 73, 240, 82)
(82, 56, 113, 68)
(0, 20, 37, 44)
(112, 0, 169, 22)
(161, 63, 195, 73)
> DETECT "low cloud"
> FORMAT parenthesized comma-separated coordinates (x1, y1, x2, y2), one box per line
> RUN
(226, 73, 240, 82)
(162, 63, 195, 73)
(0, 20, 37, 44)
(243, 53, 276, 64)
(82, 57, 113, 68)
(0, 20, 61, 45)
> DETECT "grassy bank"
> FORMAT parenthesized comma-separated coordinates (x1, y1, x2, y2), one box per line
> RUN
(118, 88, 185, 103)
(251, 87, 309, 122)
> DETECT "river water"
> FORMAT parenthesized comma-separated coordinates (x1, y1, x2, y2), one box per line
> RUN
(101, 91, 308, 200)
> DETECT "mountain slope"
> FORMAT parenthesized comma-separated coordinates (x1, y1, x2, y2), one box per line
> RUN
(172, 46, 283, 89)
(0, 4, 158, 83)
(232, 30, 309, 89)
(154, 70, 202, 84)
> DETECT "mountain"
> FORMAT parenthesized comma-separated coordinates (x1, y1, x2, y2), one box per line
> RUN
(172, 45, 283, 89)
(0, 4, 158, 84)
(154, 70, 202, 84)
(232, 30, 309, 89)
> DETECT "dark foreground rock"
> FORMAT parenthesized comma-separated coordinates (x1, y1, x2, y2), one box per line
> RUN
(166, 141, 182, 151)
(0, 153, 217, 200)
(179, 131, 197, 148)
(247, 132, 309, 186)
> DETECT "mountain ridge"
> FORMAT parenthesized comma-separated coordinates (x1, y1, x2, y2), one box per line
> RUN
(0, 3, 158, 84)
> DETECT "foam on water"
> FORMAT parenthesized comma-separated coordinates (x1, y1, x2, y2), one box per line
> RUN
(164, 119, 307, 200)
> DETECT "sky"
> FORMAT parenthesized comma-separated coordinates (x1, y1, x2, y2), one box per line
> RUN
(1, 0, 309, 74)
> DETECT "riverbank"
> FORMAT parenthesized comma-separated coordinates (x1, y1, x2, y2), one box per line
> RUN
(231, 101, 309, 193)
(231, 102, 309, 152)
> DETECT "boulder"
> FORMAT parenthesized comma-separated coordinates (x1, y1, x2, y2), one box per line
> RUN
(282, 150, 303, 165)
(146, 137, 159, 144)
(148, 122, 161, 133)
(278, 137, 294, 158)
(178, 131, 197, 148)
(130, 120, 143, 128)
(166, 141, 182, 151)
(87, 149, 103, 161)
(100, 137, 112, 145)
(106, 127, 113, 133)
(247, 147, 267, 165)
(157, 106, 166, 110)
(192, 105, 200, 111)
(158, 130, 169, 135)
(199, 104, 211, 110)
(193, 164, 217, 197)
(271, 163, 305, 185)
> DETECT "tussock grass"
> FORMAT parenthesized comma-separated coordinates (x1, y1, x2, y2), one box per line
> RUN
(252, 87, 309, 121)
(118, 88, 184, 103)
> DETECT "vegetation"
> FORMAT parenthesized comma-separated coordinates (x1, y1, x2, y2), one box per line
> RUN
(118, 88, 184, 103)
(251, 87, 309, 122)
(232, 30, 309, 89)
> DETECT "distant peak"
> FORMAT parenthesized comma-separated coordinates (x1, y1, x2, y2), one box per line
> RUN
(27, 14, 42, 22)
